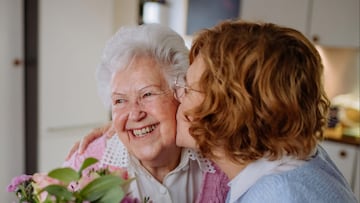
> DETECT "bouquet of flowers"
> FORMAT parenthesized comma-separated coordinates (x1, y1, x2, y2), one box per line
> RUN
(7, 157, 146, 203)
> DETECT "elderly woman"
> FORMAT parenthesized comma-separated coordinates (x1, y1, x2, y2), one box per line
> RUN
(174, 20, 357, 203)
(64, 24, 228, 203)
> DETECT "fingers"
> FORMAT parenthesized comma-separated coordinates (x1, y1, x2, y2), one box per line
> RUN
(78, 123, 111, 153)
(66, 141, 80, 160)
(68, 122, 113, 155)
(105, 124, 116, 139)
(78, 131, 100, 154)
(65, 122, 114, 160)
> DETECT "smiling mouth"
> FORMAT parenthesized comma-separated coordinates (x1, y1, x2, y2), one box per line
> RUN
(131, 124, 157, 137)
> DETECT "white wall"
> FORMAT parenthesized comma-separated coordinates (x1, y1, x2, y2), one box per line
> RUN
(319, 47, 360, 99)
(38, 0, 113, 172)
(165, 0, 193, 47)
(38, 0, 139, 173)
(114, 0, 139, 30)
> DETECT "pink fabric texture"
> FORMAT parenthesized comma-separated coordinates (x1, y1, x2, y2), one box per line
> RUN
(197, 163, 229, 203)
(62, 135, 106, 170)
(63, 135, 229, 203)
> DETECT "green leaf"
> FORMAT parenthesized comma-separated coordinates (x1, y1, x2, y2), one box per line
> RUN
(79, 175, 125, 201)
(43, 196, 56, 203)
(48, 167, 79, 185)
(96, 186, 125, 203)
(79, 157, 99, 175)
(40, 185, 73, 201)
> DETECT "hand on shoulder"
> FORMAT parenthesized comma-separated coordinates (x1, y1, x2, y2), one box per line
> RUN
(65, 121, 114, 160)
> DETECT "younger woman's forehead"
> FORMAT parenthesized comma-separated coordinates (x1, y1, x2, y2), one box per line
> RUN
(186, 55, 206, 86)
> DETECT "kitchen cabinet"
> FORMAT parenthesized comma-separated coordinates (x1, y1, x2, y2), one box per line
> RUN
(320, 140, 360, 199)
(240, 0, 360, 48)
(309, 0, 359, 48)
(240, 0, 309, 35)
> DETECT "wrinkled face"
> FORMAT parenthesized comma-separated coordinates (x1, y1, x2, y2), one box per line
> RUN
(176, 55, 206, 149)
(111, 56, 179, 163)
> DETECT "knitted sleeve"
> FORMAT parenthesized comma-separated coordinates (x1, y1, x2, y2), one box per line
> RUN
(197, 162, 230, 203)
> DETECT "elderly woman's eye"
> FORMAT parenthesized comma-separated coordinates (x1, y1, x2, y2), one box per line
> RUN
(142, 91, 154, 98)
(113, 98, 126, 105)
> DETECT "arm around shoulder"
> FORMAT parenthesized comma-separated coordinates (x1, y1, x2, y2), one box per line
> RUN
(62, 135, 107, 170)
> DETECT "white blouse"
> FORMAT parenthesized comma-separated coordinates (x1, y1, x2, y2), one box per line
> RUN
(100, 135, 215, 203)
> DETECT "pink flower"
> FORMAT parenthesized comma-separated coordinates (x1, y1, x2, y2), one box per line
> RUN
(8, 158, 136, 202)
(32, 173, 62, 201)
(7, 174, 32, 192)
(120, 195, 141, 203)
(77, 170, 100, 189)
(107, 165, 129, 180)
(32, 173, 62, 188)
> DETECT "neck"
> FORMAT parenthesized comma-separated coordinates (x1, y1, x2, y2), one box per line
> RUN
(212, 150, 247, 180)
(140, 147, 182, 182)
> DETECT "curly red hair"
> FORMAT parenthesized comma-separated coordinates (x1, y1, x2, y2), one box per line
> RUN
(187, 20, 330, 163)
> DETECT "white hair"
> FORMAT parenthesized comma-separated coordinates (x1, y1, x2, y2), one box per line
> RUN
(96, 23, 189, 109)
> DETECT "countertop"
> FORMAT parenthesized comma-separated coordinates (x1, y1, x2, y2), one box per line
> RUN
(324, 127, 360, 146)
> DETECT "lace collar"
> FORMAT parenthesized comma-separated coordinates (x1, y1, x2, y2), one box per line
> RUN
(100, 135, 215, 173)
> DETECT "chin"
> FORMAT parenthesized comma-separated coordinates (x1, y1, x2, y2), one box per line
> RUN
(133, 149, 159, 161)
(176, 136, 197, 149)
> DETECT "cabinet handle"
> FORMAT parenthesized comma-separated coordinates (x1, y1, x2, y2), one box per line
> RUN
(339, 150, 347, 158)
(13, 58, 23, 67)
(312, 35, 319, 43)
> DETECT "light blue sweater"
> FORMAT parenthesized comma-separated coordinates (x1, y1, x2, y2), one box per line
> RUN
(226, 146, 358, 203)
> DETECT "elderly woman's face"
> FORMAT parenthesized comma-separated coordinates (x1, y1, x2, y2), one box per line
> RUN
(111, 56, 179, 162)
(176, 55, 206, 149)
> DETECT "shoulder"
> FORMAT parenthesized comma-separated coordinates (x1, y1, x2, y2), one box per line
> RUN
(237, 173, 291, 202)
(241, 157, 357, 203)
(197, 162, 230, 203)
(101, 135, 130, 168)
(63, 135, 107, 169)
(203, 162, 229, 184)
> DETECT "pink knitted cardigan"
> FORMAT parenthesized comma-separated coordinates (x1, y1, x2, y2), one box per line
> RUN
(63, 135, 229, 203)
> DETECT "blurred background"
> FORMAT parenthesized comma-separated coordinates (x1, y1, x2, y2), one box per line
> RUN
(1, 0, 359, 201)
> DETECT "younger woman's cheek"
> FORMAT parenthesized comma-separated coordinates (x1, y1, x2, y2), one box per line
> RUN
(176, 105, 197, 149)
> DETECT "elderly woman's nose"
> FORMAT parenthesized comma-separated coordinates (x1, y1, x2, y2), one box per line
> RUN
(128, 104, 146, 121)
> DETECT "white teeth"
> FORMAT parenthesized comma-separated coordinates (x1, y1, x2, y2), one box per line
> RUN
(132, 125, 157, 137)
